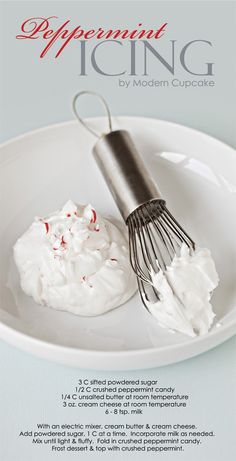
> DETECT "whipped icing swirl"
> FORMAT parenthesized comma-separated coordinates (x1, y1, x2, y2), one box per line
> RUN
(14, 200, 136, 316)
(147, 244, 219, 337)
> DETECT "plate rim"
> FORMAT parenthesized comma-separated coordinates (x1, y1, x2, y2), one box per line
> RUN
(0, 311, 236, 356)
(0, 116, 235, 153)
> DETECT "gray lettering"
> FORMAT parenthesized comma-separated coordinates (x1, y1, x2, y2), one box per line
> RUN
(180, 40, 214, 76)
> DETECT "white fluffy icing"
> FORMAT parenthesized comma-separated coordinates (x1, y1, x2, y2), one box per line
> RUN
(14, 200, 136, 316)
(147, 244, 219, 337)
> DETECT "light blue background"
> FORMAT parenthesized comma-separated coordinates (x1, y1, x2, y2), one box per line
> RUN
(0, 1, 236, 460)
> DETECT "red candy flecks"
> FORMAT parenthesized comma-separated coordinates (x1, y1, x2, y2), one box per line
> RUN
(90, 209, 97, 224)
(81, 275, 93, 288)
(44, 222, 49, 234)
(61, 235, 66, 246)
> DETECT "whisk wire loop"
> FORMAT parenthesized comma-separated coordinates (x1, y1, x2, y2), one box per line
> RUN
(127, 200, 195, 306)
(72, 90, 113, 139)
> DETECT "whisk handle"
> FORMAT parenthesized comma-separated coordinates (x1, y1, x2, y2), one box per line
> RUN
(93, 130, 162, 222)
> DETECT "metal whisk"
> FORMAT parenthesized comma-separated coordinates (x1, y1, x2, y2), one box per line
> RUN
(73, 91, 195, 310)
(127, 200, 195, 308)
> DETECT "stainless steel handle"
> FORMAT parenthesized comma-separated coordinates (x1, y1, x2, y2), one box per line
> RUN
(93, 130, 162, 221)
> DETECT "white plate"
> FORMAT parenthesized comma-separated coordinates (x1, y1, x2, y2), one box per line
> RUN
(0, 117, 236, 370)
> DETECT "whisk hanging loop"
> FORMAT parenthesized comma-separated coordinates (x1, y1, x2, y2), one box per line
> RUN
(72, 90, 113, 139)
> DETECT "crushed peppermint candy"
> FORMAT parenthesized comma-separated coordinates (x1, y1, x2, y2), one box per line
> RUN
(14, 200, 137, 316)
